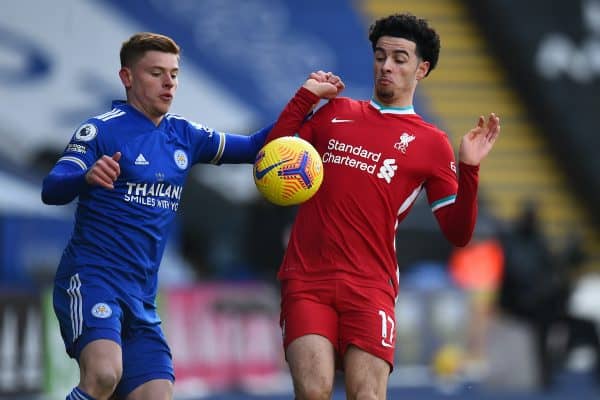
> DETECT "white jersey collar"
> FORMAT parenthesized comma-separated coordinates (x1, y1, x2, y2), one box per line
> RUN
(370, 99, 416, 115)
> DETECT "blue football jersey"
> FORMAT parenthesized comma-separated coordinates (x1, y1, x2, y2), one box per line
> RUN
(55, 101, 234, 299)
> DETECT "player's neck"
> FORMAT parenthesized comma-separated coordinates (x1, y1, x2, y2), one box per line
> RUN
(372, 93, 414, 109)
(127, 100, 164, 126)
(372, 96, 413, 109)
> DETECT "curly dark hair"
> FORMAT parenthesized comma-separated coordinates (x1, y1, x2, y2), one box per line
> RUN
(368, 13, 440, 76)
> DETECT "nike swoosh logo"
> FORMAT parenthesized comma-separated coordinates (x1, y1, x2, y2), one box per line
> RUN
(331, 117, 353, 123)
(254, 158, 292, 180)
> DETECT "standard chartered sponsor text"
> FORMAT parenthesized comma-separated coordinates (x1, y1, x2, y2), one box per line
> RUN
(323, 139, 381, 173)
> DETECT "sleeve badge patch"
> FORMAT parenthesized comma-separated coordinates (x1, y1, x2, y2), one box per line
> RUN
(74, 123, 98, 142)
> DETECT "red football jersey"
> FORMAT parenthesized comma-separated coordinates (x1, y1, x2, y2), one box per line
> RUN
(269, 88, 476, 298)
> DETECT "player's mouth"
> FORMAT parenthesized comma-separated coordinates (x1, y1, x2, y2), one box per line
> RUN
(377, 77, 393, 85)
(159, 94, 173, 102)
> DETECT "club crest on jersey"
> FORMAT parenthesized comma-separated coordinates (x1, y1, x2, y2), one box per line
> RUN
(74, 123, 98, 142)
(174, 149, 188, 170)
(393, 132, 415, 154)
(91, 303, 112, 319)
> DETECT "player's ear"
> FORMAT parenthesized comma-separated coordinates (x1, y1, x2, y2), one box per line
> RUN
(119, 67, 132, 89)
(416, 60, 430, 81)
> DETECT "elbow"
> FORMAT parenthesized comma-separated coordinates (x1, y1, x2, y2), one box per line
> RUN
(446, 230, 473, 248)
(41, 186, 53, 205)
(453, 237, 472, 248)
(41, 188, 70, 206)
(41, 180, 57, 205)
(41, 191, 59, 205)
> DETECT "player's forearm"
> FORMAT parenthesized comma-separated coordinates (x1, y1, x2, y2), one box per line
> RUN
(266, 87, 319, 142)
(435, 162, 479, 246)
(41, 164, 88, 205)
(218, 122, 275, 164)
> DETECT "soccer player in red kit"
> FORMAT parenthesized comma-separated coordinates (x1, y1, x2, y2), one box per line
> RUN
(265, 13, 500, 400)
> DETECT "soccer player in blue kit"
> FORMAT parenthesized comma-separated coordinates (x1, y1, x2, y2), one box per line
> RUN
(41, 32, 271, 400)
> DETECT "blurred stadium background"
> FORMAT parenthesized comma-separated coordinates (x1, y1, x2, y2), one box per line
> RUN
(1, 0, 599, 399)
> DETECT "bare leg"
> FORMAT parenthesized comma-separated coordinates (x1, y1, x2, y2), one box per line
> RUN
(286, 334, 336, 400)
(78, 339, 123, 400)
(344, 345, 390, 400)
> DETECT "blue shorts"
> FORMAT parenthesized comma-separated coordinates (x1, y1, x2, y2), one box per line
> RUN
(53, 270, 174, 398)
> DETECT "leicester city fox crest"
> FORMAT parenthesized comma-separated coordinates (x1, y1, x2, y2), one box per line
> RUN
(91, 302, 112, 319)
(173, 149, 188, 170)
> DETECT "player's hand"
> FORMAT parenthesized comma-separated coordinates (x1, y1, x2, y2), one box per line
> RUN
(459, 113, 500, 166)
(303, 70, 345, 99)
(86, 152, 122, 190)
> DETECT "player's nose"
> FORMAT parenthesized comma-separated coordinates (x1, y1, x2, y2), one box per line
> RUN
(163, 75, 176, 88)
(382, 56, 394, 71)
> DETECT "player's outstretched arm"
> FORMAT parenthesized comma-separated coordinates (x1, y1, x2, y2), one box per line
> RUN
(218, 122, 275, 164)
(459, 113, 500, 166)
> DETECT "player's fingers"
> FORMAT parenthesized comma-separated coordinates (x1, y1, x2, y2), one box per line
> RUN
(486, 113, 498, 129)
(311, 70, 328, 81)
(95, 165, 118, 184)
(110, 152, 122, 176)
(487, 124, 501, 143)
(86, 169, 114, 189)
(309, 72, 324, 82)
(322, 87, 340, 99)
(467, 116, 485, 139)
(95, 157, 119, 181)
(101, 155, 121, 177)
(478, 115, 485, 128)
(328, 74, 345, 91)
(486, 114, 500, 140)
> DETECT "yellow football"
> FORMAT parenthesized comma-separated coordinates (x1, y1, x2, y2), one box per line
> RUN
(253, 136, 323, 206)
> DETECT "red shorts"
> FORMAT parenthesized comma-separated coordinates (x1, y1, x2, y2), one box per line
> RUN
(280, 278, 396, 369)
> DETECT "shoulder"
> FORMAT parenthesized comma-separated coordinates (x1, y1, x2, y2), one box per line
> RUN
(165, 113, 216, 136)
(81, 107, 129, 133)
(70, 106, 130, 145)
(411, 115, 450, 142)
(313, 96, 366, 119)
(326, 96, 366, 111)
(89, 107, 129, 129)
